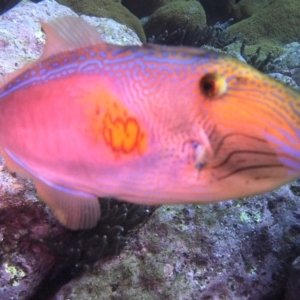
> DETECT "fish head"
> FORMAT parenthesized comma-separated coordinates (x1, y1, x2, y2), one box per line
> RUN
(140, 46, 300, 203)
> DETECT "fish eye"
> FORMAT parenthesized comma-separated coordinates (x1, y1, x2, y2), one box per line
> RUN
(199, 73, 227, 98)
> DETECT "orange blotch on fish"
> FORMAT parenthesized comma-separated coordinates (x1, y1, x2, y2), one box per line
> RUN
(82, 86, 147, 155)
(102, 114, 146, 153)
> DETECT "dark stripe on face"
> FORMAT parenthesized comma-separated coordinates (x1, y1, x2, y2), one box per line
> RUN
(214, 132, 268, 157)
(216, 164, 284, 180)
(208, 131, 288, 181)
(212, 150, 278, 170)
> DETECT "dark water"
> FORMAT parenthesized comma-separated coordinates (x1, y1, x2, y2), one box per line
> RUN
(0, 0, 43, 15)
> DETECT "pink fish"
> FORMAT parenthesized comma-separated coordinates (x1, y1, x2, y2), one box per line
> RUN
(0, 16, 300, 230)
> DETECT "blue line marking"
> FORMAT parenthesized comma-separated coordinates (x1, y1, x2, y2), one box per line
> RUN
(279, 157, 300, 171)
(103, 52, 145, 64)
(4, 148, 94, 198)
(264, 133, 300, 165)
(100, 51, 106, 58)
(78, 59, 103, 72)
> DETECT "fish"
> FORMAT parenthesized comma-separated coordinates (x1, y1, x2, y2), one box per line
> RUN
(0, 16, 300, 230)
(0, 0, 43, 15)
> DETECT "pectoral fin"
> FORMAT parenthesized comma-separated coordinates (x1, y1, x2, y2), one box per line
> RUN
(3, 148, 101, 230)
(35, 178, 101, 230)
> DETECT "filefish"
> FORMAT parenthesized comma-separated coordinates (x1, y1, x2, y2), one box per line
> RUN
(0, 16, 300, 230)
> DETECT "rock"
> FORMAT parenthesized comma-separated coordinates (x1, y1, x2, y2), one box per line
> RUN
(55, 184, 300, 299)
(0, 158, 59, 300)
(285, 256, 300, 300)
(55, 0, 146, 43)
(0, 0, 141, 74)
(268, 42, 300, 88)
(231, 0, 270, 21)
(143, 0, 206, 43)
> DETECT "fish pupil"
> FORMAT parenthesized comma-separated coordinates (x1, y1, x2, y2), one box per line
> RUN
(199, 74, 217, 97)
(203, 81, 215, 95)
(199, 73, 227, 98)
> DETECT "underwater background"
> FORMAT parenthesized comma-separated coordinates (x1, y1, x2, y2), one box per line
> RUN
(0, 0, 300, 299)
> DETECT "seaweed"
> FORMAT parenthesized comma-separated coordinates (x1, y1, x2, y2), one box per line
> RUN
(31, 198, 151, 300)
(49, 198, 150, 276)
(148, 19, 239, 50)
(240, 39, 273, 72)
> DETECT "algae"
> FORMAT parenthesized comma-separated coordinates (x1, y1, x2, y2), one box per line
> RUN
(56, 0, 146, 42)
(144, 1, 206, 43)
(229, 0, 300, 54)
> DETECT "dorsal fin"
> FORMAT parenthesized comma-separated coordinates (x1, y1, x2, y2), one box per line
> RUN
(40, 16, 104, 60)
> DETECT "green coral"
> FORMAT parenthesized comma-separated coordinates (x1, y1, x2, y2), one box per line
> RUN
(229, 0, 300, 56)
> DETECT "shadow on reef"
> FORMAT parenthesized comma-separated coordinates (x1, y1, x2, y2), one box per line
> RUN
(30, 198, 152, 300)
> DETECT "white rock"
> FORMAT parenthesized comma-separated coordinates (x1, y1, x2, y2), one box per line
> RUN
(0, 0, 141, 74)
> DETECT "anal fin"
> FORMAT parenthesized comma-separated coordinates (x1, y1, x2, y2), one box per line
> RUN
(35, 177, 101, 230)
